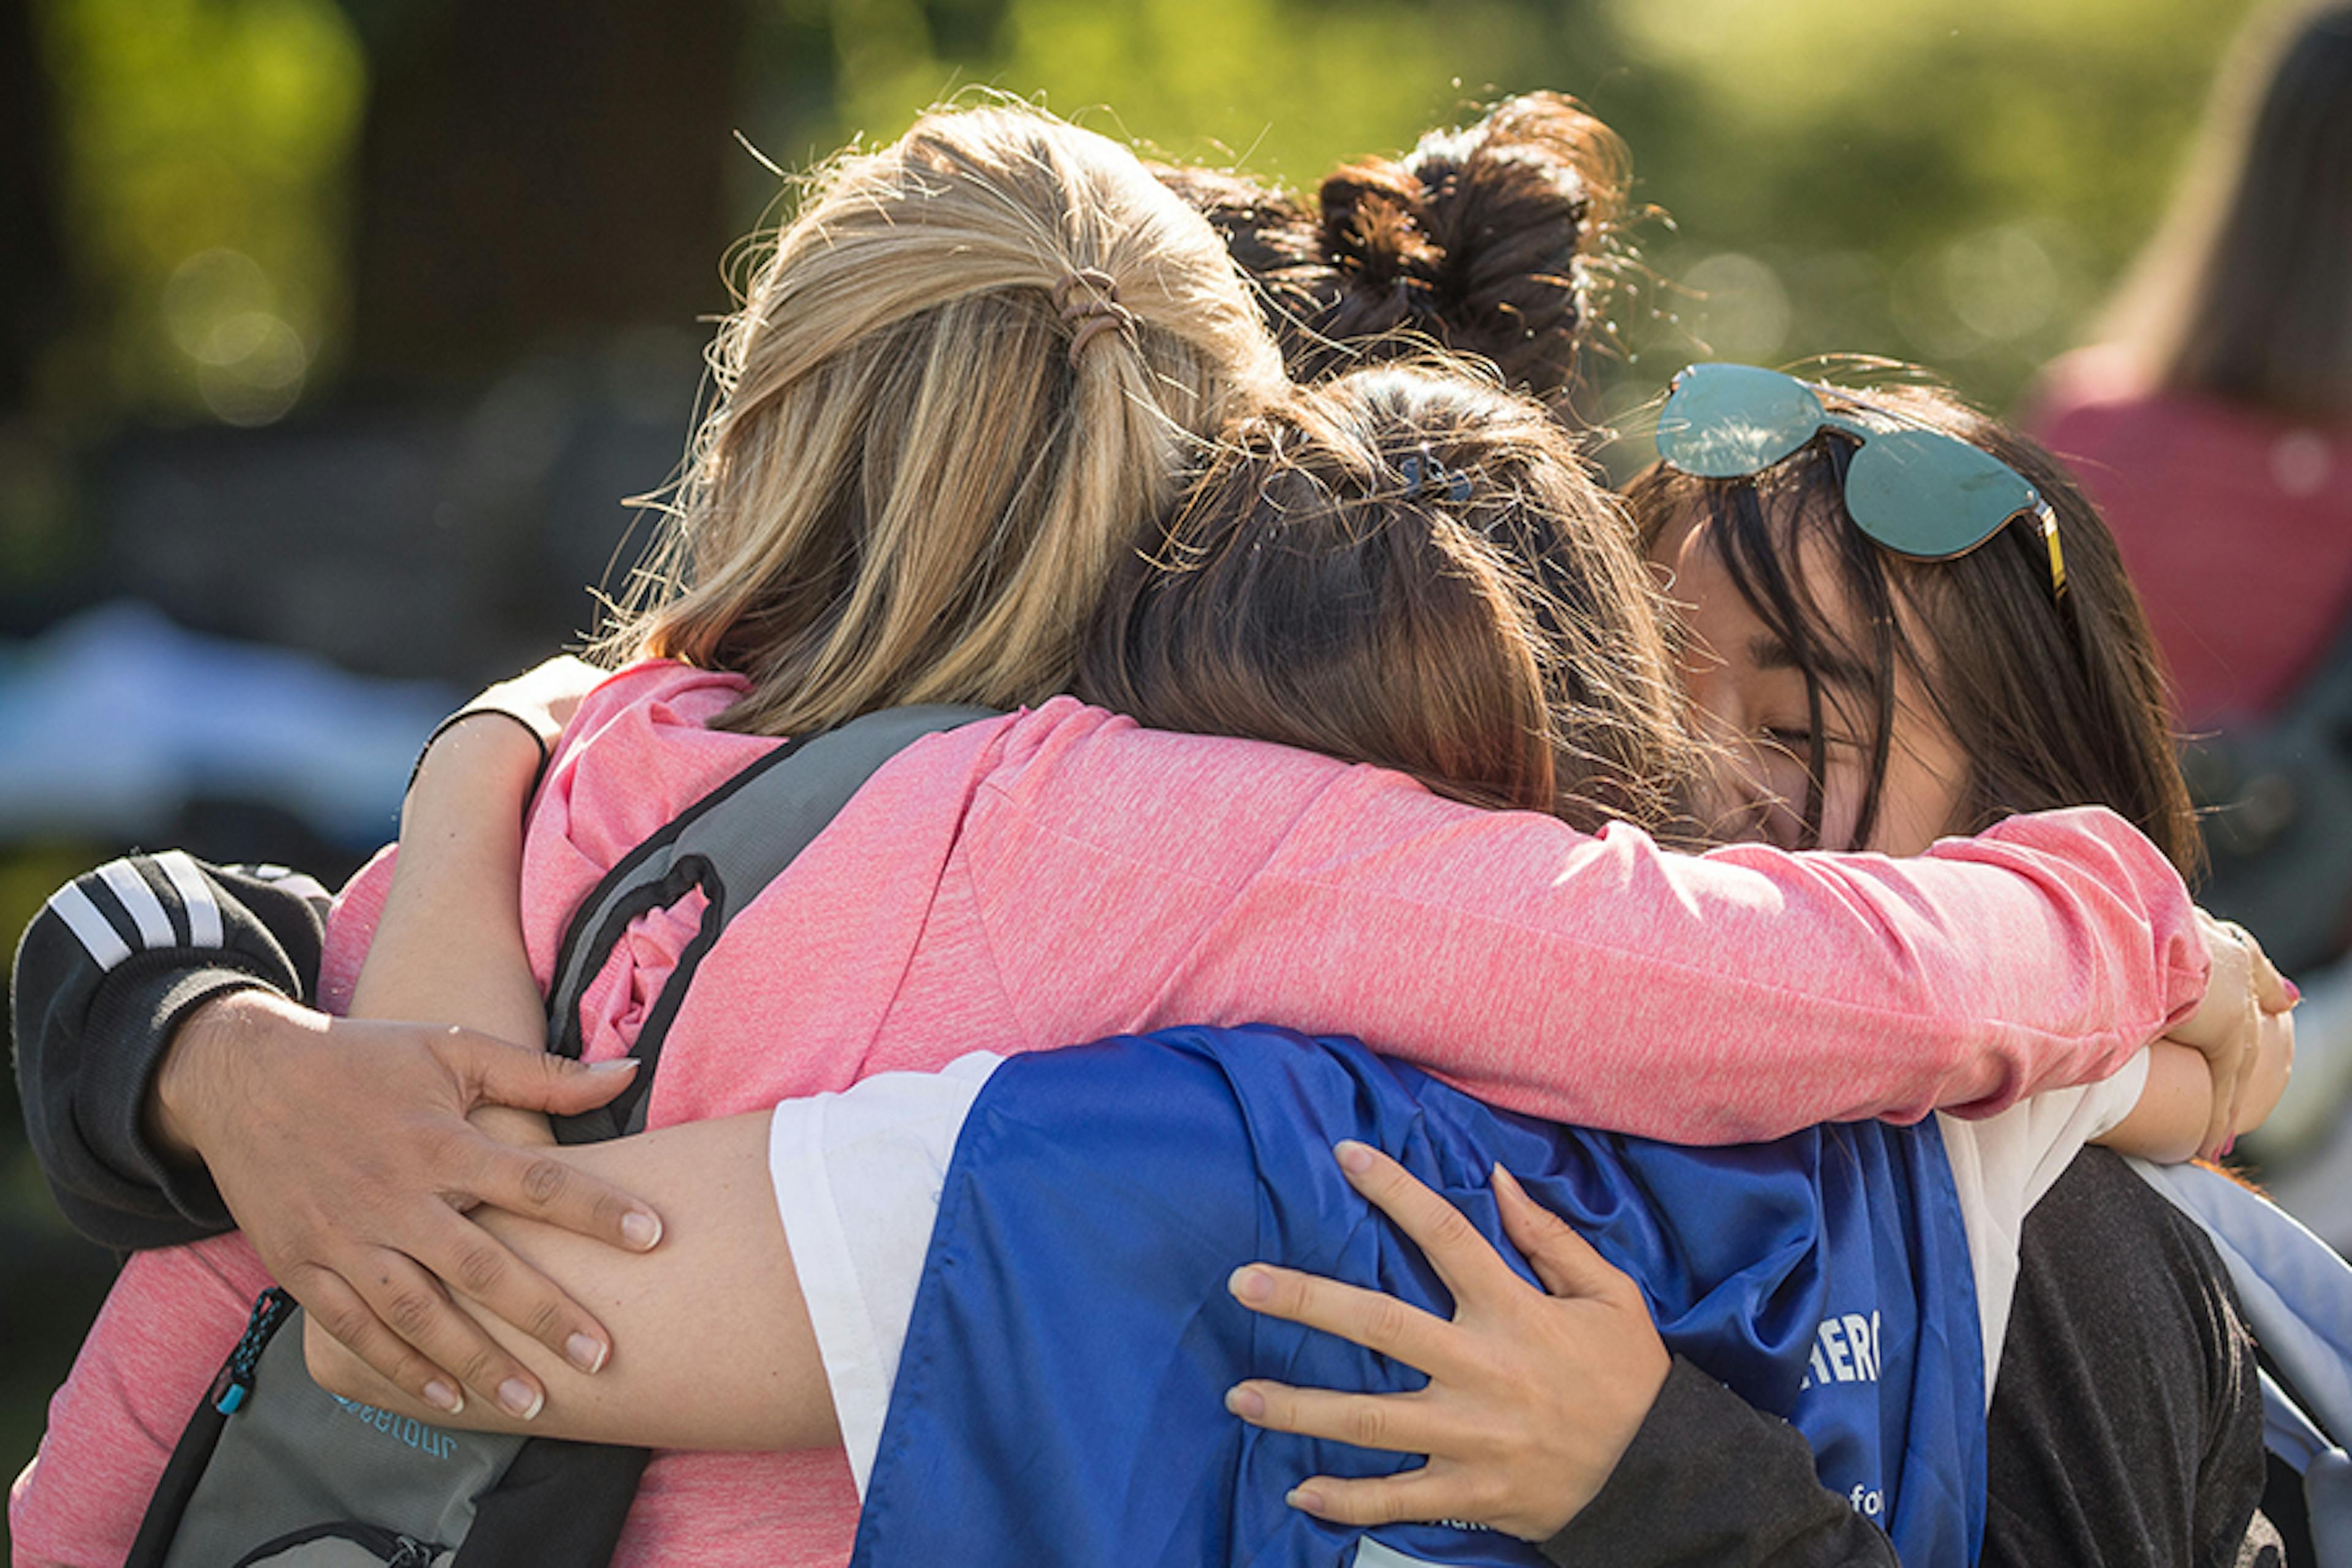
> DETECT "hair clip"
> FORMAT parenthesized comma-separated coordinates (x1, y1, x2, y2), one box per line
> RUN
(1398, 450, 1474, 505)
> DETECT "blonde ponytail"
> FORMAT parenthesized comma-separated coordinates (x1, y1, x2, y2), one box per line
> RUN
(605, 104, 1287, 735)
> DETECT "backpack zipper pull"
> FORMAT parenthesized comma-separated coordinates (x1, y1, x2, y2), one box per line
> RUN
(213, 1286, 296, 1414)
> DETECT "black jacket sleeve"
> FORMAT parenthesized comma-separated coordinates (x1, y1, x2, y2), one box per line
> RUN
(10, 853, 332, 1249)
(1540, 1357, 1900, 1567)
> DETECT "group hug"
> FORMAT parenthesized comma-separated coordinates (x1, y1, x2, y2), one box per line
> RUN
(9, 74, 2350, 1568)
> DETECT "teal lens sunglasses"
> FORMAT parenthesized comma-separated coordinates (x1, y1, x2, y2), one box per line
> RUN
(1654, 363, 2067, 601)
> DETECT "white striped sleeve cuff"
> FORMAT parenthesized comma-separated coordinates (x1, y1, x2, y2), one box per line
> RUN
(42, 854, 235, 974)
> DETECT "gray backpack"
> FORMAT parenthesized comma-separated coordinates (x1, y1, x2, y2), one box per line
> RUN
(125, 705, 996, 1568)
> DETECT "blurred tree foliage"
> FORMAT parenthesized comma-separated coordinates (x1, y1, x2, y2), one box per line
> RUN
(12, 0, 2262, 429)
(1580, 0, 2259, 410)
(0, 0, 66, 411)
(342, 0, 746, 388)
(777, 0, 2258, 410)
(30, 0, 363, 423)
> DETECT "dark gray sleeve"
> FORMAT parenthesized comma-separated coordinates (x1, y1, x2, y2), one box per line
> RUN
(1540, 1357, 1899, 1567)
(10, 853, 331, 1249)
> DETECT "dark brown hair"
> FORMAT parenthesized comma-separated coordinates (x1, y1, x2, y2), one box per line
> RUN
(1155, 93, 1630, 401)
(1077, 363, 1705, 833)
(1625, 379, 2199, 871)
(2108, 2, 2352, 418)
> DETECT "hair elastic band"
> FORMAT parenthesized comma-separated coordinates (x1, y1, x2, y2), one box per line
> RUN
(405, 707, 552, 799)
(1055, 268, 1137, 369)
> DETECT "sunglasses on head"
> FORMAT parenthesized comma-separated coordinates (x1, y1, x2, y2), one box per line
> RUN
(1654, 363, 2067, 601)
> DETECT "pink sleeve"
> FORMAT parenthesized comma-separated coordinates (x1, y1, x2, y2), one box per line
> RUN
(7, 1236, 271, 1567)
(965, 726, 2206, 1142)
(319, 843, 395, 1016)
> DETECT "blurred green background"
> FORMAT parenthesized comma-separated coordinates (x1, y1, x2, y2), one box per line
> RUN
(9, 0, 2260, 438)
(0, 0, 2264, 1536)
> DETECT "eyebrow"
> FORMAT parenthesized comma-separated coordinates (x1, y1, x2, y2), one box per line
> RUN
(1748, 632, 1872, 694)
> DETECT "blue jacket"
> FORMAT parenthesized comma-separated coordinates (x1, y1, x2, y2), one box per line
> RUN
(850, 1026, 1983, 1568)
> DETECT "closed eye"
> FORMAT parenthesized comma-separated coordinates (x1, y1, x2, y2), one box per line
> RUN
(1762, 726, 1856, 756)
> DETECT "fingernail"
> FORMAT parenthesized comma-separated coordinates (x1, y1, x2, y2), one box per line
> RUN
(2283, 978, 2302, 1005)
(1228, 1265, 1274, 1304)
(566, 1333, 608, 1373)
(587, 1057, 639, 1074)
(499, 1378, 544, 1419)
(621, 1210, 662, 1250)
(1286, 1487, 1324, 1514)
(1334, 1140, 1374, 1175)
(423, 1380, 463, 1415)
(1491, 1163, 1526, 1199)
(2219, 1134, 2237, 1159)
(1224, 1384, 1266, 1420)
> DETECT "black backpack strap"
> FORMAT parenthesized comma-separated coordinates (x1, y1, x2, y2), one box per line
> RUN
(450, 1440, 650, 1566)
(546, 704, 997, 1142)
(124, 1395, 230, 1568)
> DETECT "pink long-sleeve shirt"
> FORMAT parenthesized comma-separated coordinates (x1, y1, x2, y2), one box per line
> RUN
(10, 660, 2207, 1567)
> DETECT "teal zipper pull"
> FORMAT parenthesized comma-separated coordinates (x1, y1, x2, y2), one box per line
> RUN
(213, 1287, 295, 1415)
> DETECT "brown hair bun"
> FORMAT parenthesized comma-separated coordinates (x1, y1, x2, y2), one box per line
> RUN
(1365, 93, 1627, 397)
(1316, 156, 1444, 301)
(1160, 94, 1628, 398)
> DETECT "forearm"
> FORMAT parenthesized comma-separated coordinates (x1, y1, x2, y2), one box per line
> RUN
(1542, 1358, 1899, 1567)
(2093, 1042, 2211, 1164)
(351, 712, 548, 1047)
(2096, 997, 2292, 1167)
(303, 1110, 835, 1450)
(11, 856, 332, 1247)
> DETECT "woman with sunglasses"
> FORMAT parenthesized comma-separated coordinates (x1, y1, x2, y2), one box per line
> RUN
(1219, 364, 2296, 1566)
(315, 365, 2246, 1566)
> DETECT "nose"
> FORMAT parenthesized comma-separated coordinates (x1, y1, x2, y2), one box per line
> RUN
(1690, 715, 1779, 844)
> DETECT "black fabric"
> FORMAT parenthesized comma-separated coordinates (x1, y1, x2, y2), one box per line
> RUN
(1981, 1147, 2282, 1568)
(11, 858, 329, 1250)
(1540, 1356, 1898, 1566)
(2263, 1450, 2318, 1568)
(450, 1439, 648, 1566)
